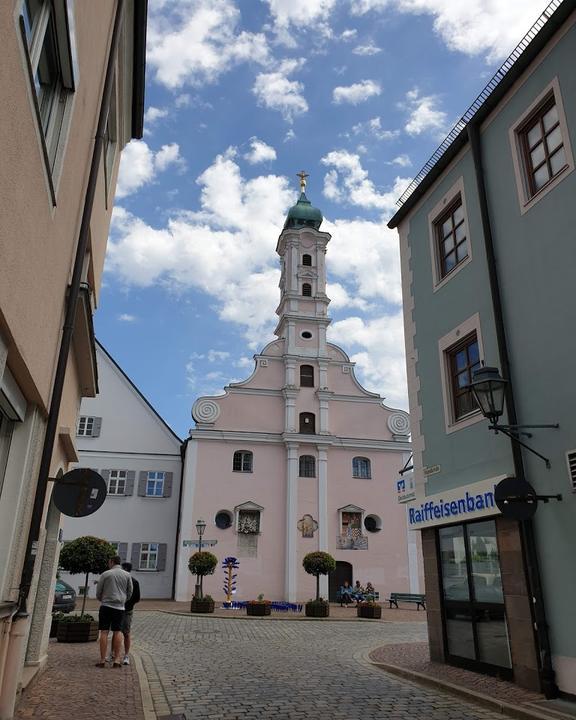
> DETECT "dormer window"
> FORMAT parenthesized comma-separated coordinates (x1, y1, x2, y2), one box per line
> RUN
(302, 254, 312, 266)
(302, 283, 312, 297)
(300, 365, 314, 387)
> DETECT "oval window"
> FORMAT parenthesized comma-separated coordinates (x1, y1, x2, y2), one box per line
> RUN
(301, 331, 312, 339)
(215, 511, 233, 529)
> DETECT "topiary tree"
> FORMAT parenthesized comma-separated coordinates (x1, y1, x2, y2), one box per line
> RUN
(59, 536, 116, 615)
(188, 551, 218, 599)
(303, 551, 336, 601)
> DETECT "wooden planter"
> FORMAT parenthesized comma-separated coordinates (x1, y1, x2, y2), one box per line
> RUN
(305, 602, 330, 618)
(357, 604, 382, 619)
(57, 621, 98, 643)
(190, 597, 215, 613)
(246, 603, 271, 616)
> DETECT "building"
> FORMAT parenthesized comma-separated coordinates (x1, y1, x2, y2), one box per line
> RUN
(175, 177, 420, 604)
(388, 0, 576, 698)
(60, 342, 182, 599)
(0, 1, 146, 716)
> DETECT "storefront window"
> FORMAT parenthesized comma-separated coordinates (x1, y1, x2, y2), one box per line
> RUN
(440, 525, 469, 601)
(468, 521, 504, 604)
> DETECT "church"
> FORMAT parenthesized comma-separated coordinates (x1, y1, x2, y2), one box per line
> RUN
(174, 176, 421, 603)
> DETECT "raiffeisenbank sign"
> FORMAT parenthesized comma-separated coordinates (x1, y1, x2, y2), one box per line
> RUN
(407, 475, 508, 530)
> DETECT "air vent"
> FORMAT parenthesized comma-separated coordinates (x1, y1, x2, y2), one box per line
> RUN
(566, 450, 576, 492)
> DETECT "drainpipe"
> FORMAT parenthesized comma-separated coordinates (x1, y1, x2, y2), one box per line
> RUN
(467, 121, 558, 698)
(17, 0, 126, 615)
(171, 438, 189, 599)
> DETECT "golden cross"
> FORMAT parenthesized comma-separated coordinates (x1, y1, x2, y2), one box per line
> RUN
(297, 170, 309, 191)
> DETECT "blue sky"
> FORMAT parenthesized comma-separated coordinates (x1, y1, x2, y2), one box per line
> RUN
(100, 0, 549, 437)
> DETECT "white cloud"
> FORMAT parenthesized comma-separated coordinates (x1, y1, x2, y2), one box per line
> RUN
(340, 29, 357, 41)
(262, 0, 337, 44)
(403, 87, 448, 137)
(116, 140, 184, 197)
(284, 129, 296, 142)
(147, 0, 271, 89)
(321, 150, 410, 213)
(118, 313, 137, 322)
(253, 59, 309, 122)
(351, 116, 399, 141)
(388, 154, 412, 167)
(349, 0, 546, 62)
(352, 43, 382, 56)
(144, 106, 168, 126)
(244, 137, 277, 164)
(333, 79, 381, 105)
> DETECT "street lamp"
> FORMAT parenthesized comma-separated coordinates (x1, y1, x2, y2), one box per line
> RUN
(468, 366, 558, 468)
(194, 518, 207, 598)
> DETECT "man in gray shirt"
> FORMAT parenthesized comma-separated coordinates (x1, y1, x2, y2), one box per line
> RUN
(95, 556, 133, 667)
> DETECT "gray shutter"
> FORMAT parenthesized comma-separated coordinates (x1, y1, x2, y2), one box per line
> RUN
(91, 417, 102, 437)
(131, 543, 141, 569)
(118, 543, 128, 562)
(157, 543, 167, 572)
(163, 472, 173, 498)
(125, 471, 136, 496)
(138, 471, 147, 496)
(101, 469, 110, 486)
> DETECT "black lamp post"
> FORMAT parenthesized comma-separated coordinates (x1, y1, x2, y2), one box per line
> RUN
(195, 518, 207, 598)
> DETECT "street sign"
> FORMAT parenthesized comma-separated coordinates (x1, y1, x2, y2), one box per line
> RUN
(182, 539, 218, 548)
(494, 476, 537, 521)
(53, 468, 107, 518)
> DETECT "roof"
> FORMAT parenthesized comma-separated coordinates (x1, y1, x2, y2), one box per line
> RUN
(131, 0, 148, 139)
(388, 0, 574, 229)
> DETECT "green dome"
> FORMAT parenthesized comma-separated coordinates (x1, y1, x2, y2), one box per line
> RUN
(284, 191, 323, 230)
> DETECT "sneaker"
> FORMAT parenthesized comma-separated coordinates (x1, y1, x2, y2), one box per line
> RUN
(106, 655, 113, 664)
(122, 655, 130, 666)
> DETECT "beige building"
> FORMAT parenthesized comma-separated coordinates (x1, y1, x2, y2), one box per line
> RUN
(0, 1, 147, 717)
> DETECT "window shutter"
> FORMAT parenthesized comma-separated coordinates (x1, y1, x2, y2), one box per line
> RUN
(125, 471, 136, 496)
(567, 450, 576, 491)
(163, 472, 173, 498)
(118, 543, 128, 562)
(138, 471, 148, 496)
(101, 469, 110, 485)
(91, 417, 102, 437)
(157, 543, 168, 572)
(131, 543, 141, 569)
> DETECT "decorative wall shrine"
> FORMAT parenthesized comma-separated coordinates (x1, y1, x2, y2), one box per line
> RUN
(297, 514, 318, 538)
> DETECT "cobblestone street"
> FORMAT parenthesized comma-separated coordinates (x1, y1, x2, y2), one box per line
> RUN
(134, 611, 517, 720)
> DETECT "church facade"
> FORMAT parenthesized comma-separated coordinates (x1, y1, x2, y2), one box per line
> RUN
(175, 181, 421, 603)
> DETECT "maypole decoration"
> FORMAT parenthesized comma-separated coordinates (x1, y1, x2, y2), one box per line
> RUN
(222, 556, 240, 607)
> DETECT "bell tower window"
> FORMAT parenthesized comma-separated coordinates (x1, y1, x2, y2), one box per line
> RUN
(299, 412, 315, 434)
(302, 283, 312, 297)
(300, 365, 314, 387)
(302, 254, 312, 266)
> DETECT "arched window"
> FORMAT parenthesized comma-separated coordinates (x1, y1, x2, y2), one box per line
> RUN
(302, 254, 312, 266)
(299, 412, 315, 434)
(299, 455, 316, 477)
(300, 365, 314, 387)
(302, 283, 312, 296)
(233, 450, 253, 473)
(352, 456, 371, 478)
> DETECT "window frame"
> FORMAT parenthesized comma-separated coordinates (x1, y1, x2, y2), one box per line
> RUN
(77, 415, 94, 437)
(447, 334, 481, 422)
(108, 469, 127, 496)
(299, 412, 316, 435)
(300, 365, 314, 387)
(434, 197, 468, 280)
(145, 470, 165, 497)
(299, 455, 316, 477)
(233, 450, 253, 473)
(139, 542, 159, 571)
(302, 254, 312, 266)
(302, 283, 312, 297)
(352, 456, 371, 479)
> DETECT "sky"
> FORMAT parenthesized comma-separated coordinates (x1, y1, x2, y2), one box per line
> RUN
(100, 0, 551, 437)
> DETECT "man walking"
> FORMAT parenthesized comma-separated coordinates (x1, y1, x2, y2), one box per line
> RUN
(120, 562, 140, 665)
(95, 555, 132, 668)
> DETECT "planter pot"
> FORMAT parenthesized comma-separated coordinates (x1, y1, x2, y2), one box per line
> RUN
(57, 621, 98, 643)
(305, 602, 330, 618)
(246, 603, 271, 616)
(190, 598, 215, 613)
(49, 617, 60, 638)
(357, 604, 382, 619)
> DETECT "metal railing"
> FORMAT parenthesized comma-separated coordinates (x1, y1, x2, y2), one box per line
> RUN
(396, 0, 565, 207)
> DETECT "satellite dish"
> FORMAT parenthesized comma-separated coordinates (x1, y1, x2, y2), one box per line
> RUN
(53, 468, 107, 518)
(494, 476, 538, 521)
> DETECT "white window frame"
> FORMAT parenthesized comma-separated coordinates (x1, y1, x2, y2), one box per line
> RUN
(509, 77, 575, 215)
(139, 542, 159, 571)
(428, 177, 472, 291)
(146, 471, 165, 498)
(438, 313, 485, 435)
(77, 415, 94, 437)
(108, 470, 127, 496)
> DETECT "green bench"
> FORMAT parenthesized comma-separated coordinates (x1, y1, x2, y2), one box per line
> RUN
(387, 592, 426, 610)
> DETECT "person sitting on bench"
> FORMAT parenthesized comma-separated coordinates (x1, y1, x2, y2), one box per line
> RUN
(365, 581, 376, 597)
(352, 580, 365, 604)
(340, 581, 353, 605)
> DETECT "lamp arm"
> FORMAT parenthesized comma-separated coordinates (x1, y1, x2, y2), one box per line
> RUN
(490, 425, 551, 469)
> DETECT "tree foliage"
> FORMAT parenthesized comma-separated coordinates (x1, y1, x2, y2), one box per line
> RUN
(188, 551, 218, 577)
(59, 536, 116, 575)
(302, 552, 336, 577)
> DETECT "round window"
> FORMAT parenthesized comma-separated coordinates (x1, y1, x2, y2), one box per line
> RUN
(301, 331, 312, 339)
(364, 514, 382, 533)
(215, 511, 233, 530)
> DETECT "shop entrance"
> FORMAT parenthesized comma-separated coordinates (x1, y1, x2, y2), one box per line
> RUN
(438, 519, 512, 678)
(329, 561, 352, 602)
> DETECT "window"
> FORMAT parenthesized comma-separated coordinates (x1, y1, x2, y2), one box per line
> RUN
(0, 410, 14, 501)
(103, 74, 118, 203)
(364, 514, 382, 533)
(435, 198, 468, 279)
(300, 365, 314, 387)
(233, 450, 253, 473)
(108, 470, 127, 496)
(77, 416, 101, 437)
(146, 471, 165, 497)
(302, 254, 312, 266)
(20, 0, 75, 179)
(299, 455, 316, 477)
(352, 457, 371, 479)
(139, 543, 159, 571)
(520, 96, 567, 197)
(215, 510, 233, 529)
(302, 283, 312, 297)
(448, 334, 481, 421)
(299, 412, 315, 434)
(301, 331, 312, 340)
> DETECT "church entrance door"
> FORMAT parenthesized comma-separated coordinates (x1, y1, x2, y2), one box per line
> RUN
(329, 561, 352, 602)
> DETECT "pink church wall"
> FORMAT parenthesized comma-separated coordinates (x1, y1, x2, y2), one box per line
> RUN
(236, 359, 285, 390)
(213, 394, 285, 433)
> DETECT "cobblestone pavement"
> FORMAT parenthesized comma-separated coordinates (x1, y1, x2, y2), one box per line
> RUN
(134, 611, 519, 720)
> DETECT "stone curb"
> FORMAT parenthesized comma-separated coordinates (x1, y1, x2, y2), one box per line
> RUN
(157, 609, 424, 623)
(368, 659, 573, 720)
(131, 649, 158, 720)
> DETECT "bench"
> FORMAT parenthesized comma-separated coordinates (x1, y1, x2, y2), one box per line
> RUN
(335, 590, 380, 606)
(387, 592, 426, 610)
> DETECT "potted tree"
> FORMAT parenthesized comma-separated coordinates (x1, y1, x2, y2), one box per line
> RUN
(189, 551, 218, 613)
(357, 594, 382, 619)
(246, 594, 271, 616)
(57, 536, 115, 642)
(303, 551, 336, 618)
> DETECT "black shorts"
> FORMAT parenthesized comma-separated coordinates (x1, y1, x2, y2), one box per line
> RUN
(98, 605, 124, 632)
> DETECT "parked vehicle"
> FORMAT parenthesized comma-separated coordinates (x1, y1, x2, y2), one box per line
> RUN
(52, 579, 76, 613)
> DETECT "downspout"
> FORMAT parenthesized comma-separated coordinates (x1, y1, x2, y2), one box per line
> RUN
(467, 122, 558, 698)
(171, 438, 189, 599)
(18, 0, 126, 614)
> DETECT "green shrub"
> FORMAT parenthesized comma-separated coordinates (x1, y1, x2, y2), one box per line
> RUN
(302, 552, 336, 600)
(58, 613, 95, 623)
(59, 536, 116, 615)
